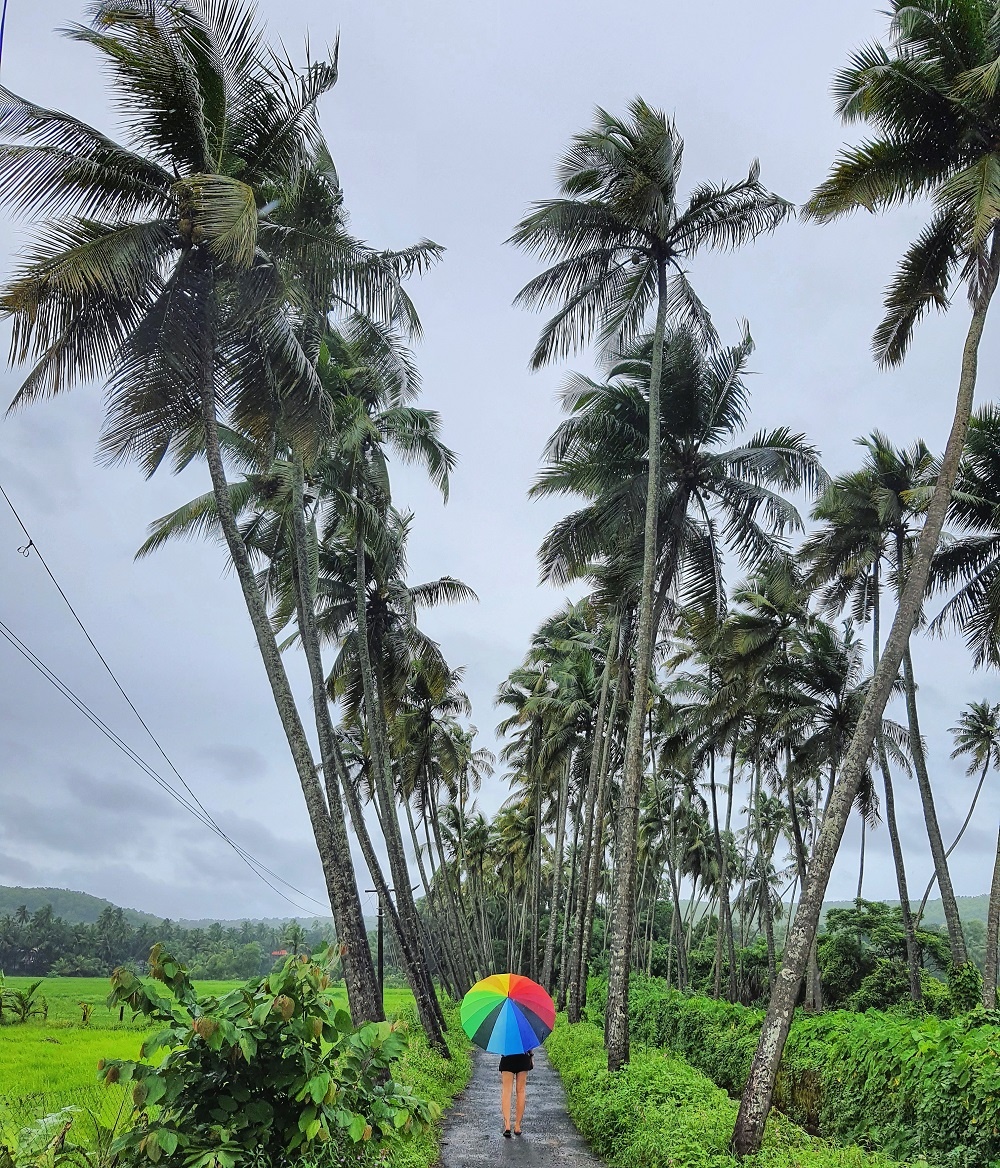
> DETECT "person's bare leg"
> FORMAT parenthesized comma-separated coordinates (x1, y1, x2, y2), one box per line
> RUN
(500, 1071, 513, 1134)
(514, 1071, 527, 1133)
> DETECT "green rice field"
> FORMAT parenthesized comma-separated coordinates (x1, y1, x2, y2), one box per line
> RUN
(0, 975, 414, 1134)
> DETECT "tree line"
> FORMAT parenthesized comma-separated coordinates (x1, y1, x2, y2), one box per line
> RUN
(0, 902, 341, 980)
(3, 0, 1000, 1155)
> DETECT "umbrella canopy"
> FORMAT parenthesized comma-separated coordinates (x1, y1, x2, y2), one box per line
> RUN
(460, 973, 556, 1054)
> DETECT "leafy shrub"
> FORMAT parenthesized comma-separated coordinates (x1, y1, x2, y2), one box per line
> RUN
(948, 961, 984, 1014)
(372, 1000, 472, 1168)
(545, 1019, 899, 1168)
(100, 944, 438, 1168)
(616, 975, 1000, 1166)
(1, 981, 49, 1024)
(1, 1103, 129, 1168)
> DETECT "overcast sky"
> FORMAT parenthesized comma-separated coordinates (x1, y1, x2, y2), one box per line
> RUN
(1, 0, 999, 923)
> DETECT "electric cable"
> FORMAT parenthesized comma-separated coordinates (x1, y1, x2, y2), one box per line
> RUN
(0, 481, 331, 914)
(0, 616, 323, 917)
(0, 616, 321, 917)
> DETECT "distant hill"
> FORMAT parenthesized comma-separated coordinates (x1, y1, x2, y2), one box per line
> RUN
(821, 894, 990, 927)
(0, 885, 367, 931)
(0, 886, 162, 926)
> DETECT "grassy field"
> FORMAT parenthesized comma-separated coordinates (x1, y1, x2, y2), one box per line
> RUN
(0, 975, 414, 1120)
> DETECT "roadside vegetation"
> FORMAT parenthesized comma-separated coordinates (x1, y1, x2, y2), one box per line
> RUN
(0, 954, 465, 1168)
(546, 1020, 900, 1168)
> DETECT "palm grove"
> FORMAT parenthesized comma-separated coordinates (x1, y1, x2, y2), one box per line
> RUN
(5, 0, 1000, 1157)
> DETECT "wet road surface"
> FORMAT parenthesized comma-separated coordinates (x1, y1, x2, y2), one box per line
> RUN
(438, 1044, 603, 1166)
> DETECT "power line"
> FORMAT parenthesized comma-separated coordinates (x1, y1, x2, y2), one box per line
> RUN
(0, 617, 323, 918)
(0, 481, 331, 915)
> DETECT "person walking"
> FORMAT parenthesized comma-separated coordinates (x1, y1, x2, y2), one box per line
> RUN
(499, 1049, 534, 1136)
(459, 974, 553, 1139)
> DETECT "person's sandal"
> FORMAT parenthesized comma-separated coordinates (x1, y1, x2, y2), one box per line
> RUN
(514, 1129, 522, 1136)
(503, 1129, 511, 1139)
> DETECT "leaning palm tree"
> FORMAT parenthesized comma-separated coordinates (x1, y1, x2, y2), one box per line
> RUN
(735, 0, 1000, 1150)
(947, 701, 1000, 1005)
(510, 99, 791, 1069)
(0, 0, 442, 1025)
(801, 434, 957, 986)
(136, 321, 451, 1039)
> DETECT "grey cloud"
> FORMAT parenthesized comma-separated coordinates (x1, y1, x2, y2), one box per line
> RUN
(0, 851, 41, 885)
(198, 744, 269, 784)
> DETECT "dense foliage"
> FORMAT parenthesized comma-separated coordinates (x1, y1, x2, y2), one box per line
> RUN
(0, 904, 342, 981)
(607, 975, 1000, 1166)
(545, 1019, 898, 1168)
(375, 1001, 472, 1168)
(98, 946, 437, 1168)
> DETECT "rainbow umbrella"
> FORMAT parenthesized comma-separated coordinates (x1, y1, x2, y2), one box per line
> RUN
(460, 973, 556, 1054)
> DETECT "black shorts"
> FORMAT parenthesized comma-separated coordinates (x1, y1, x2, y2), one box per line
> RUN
(498, 1052, 533, 1074)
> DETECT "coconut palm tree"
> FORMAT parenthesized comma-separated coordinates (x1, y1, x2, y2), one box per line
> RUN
(947, 701, 1000, 1005)
(511, 100, 791, 1068)
(800, 442, 936, 997)
(532, 325, 823, 1040)
(0, 0, 446, 1025)
(736, 1, 1000, 1147)
(138, 324, 455, 1041)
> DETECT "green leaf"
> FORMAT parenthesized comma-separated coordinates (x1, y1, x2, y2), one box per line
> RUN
(157, 1130, 178, 1156)
(244, 1100, 273, 1124)
(307, 1073, 331, 1104)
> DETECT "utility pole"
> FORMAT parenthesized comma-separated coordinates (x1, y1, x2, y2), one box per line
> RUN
(365, 885, 418, 1006)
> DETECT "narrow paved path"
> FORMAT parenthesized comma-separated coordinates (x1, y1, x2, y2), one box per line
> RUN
(438, 1044, 603, 1166)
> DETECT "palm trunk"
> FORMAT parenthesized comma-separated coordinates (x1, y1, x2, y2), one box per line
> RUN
(901, 641, 967, 964)
(665, 805, 689, 989)
(786, 749, 818, 1015)
(404, 797, 435, 905)
(428, 801, 474, 992)
(558, 805, 581, 1010)
(915, 755, 990, 924)
(871, 565, 922, 1003)
(516, 881, 530, 973)
(328, 736, 429, 1015)
(646, 869, 662, 976)
(542, 753, 571, 992)
(581, 697, 617, 1009)
(984, 826, 1000, 1009)
(606, 261, 670, 1071)
(530, 779, 543, 983)
(455, 771, 487, 973)
(881, 752, 923, 1003)
(568, 618, 616, 1021)
(288, 459, 382, 1021)
(709, 749, 736, 1001)
(731, 239, 1000, 1156)
(856, 820, 866, 902)
(353, 521, 447, 1050)
(421, 808, 467, 993)
(197, 355, 369, 1021)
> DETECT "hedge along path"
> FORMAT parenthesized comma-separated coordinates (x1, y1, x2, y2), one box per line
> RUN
(437, 1044, 604, 1166)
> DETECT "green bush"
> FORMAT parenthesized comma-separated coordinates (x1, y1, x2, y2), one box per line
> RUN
(617, 975, 1000, 1167)
(545, 1019, 900, 1168)
(100, 945, 439, 1168)
(375, 1000, 472, 1168)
